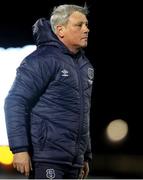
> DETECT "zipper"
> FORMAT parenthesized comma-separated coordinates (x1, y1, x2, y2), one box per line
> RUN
(74, 58, 84, 158)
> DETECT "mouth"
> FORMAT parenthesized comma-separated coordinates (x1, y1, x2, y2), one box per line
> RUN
(81, 37, 88, 40)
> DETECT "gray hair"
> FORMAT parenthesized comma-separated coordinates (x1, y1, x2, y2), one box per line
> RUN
(50, 4, 89, 33)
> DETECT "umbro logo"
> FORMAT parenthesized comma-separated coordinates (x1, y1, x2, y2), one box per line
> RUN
(61, 69, 69, 77)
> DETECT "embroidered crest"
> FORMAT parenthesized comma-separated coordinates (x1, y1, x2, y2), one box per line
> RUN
(46, 169, 55, 179)
(88, 68, 94, 80)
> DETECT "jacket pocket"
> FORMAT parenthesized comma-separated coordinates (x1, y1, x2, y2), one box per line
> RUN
(30, 113, 47, 149)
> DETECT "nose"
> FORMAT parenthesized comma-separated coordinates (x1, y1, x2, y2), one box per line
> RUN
(83, 24, 90, 33)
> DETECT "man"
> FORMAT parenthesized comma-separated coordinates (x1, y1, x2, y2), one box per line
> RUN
(4, 4, 94, 179)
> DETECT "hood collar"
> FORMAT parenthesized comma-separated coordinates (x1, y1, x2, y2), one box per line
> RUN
(32, 18, 59, 46)
(32, 18, 84, 57)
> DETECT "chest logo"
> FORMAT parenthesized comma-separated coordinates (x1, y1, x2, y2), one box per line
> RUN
(61, 69, 69, 77)
(88, 68, 94, 85)
(88, 68, 94, 80)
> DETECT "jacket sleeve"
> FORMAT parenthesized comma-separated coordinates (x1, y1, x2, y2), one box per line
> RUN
(4, 55, 54, 153)
(84, 135, 92, 162)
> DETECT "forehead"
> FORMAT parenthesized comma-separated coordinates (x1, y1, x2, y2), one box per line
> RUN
(68, 11, 88, 23)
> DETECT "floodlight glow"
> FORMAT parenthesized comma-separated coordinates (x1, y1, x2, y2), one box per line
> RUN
(0, 45, 36, 146)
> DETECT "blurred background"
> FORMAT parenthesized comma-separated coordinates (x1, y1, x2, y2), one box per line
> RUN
(0, 0, 142, 179)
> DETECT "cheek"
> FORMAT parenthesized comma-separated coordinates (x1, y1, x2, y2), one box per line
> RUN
(65, 29, 81, 43)
(71, 36, 80, 44)
(71, 32, 81, 40)
(70, 28, 81, 37)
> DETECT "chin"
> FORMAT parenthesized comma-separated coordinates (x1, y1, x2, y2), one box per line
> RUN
(81, 43, 88, 48)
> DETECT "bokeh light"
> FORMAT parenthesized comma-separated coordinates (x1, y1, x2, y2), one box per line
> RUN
(0, 146, 13, 165)
(106, 119, 128, 142)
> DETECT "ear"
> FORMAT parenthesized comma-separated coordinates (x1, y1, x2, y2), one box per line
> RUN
(55, 25, 65, 38)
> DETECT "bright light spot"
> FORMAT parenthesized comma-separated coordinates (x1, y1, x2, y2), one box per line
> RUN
(0, 45, 36, 145)
(106, 119, 128, 142)
(0, 146, 13, 165)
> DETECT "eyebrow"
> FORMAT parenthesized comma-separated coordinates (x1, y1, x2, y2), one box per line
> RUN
(74, 21, 88, 26)
(75, 20, 88, 24)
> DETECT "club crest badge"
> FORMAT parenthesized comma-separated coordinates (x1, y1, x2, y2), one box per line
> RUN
(46, 169, 55, 179)
(88, 68, 94, 80)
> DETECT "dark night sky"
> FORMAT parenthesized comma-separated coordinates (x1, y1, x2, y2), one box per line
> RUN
(0, 0, 142, 155)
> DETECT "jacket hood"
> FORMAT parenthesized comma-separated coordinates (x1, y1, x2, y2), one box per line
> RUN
(32, 18, 60, 46)
(32, 18, 84, 57)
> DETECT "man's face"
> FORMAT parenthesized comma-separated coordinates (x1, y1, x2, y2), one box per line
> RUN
(62, 11, 89, 50)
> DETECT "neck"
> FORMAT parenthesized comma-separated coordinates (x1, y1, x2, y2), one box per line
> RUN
(62, 40, 80, 54)
(57, 36, 80, 54)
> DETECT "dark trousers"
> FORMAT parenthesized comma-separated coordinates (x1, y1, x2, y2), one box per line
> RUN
(29, 162, 82, 179)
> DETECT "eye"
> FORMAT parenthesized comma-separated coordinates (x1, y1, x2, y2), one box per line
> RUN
(75, 22, 89, 28)
(76, 23, 82, 27)
(85, 23, 88, 28)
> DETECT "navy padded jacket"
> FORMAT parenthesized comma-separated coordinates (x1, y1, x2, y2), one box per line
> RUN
(4, 18, 94, 167)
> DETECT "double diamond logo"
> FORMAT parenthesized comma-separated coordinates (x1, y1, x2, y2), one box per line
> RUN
(61, 69, 69, 77)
